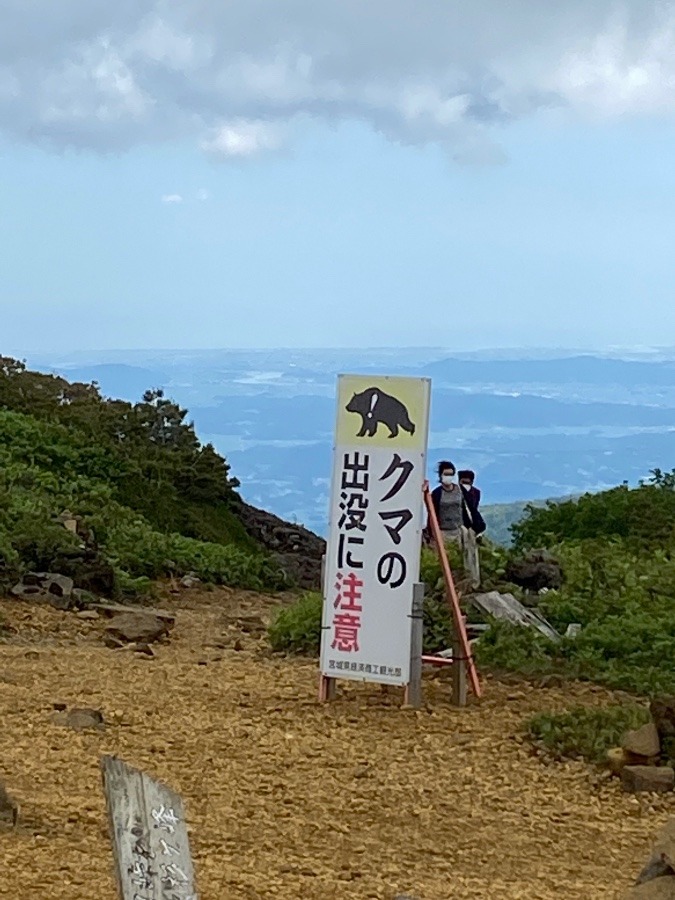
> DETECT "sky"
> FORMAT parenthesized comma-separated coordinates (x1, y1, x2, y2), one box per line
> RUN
(1, 0, 675, 353)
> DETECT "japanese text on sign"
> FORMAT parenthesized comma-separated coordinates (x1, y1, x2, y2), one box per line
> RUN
(320, 374, 430, 687)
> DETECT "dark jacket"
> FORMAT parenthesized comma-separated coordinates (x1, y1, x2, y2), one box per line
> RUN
(428, 484, 486, 536)
(464, 485, 481, 509)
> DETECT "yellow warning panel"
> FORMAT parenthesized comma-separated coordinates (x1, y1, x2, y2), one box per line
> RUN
(335, 374, 430, 451)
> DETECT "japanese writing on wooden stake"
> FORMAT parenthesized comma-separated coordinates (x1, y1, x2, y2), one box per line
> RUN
(101, 755, 199, 900)
(320, 375, 431, 687)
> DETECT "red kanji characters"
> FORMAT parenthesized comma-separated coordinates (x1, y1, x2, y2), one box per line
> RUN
(333, 571, 364, 610)
(331, 613, 361, 652)
(331, 572, 363, 652)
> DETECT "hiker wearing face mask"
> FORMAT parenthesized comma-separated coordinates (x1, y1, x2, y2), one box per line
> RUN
(458, 469, 481, 510)
(426, 460, 485, 587)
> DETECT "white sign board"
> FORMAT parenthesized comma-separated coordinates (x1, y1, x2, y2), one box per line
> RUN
(320, 374, 431, 687)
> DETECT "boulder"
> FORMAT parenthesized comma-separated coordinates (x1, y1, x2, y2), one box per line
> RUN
(622, 766, 675, 794)
(105, 613, 172, 645)
(10, 572, 76, 609)
(43, 574, 74, 598)
(10, 582, 46, 601)
(504, 549, 563, 592)
(22, 572, 47, 587)
(623, 723, 662, 759)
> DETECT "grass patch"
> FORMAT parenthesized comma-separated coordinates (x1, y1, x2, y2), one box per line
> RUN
(268, 592, 323, 655)
(525, 704, 651, 764)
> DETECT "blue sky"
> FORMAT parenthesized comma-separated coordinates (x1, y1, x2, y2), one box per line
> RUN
(2, 1, 675, 353)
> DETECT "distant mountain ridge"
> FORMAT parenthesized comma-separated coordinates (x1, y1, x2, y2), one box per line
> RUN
(26, 347, 675, 537)
(481, 495, 582, 546)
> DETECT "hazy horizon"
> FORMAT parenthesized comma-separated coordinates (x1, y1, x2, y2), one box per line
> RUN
(11, 345, 674, 538)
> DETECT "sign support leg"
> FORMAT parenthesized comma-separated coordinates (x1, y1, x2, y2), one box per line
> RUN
(404, 582, 425, 708)
(318, 553, 337, 702)
(451, 615, 468, 707)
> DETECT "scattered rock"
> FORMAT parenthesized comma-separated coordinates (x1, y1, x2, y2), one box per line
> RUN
(105, 613, 172, 645)
(10, 572, 76, 609)
(236, 501, 325, 590)
(236, 614, 265, 634)
(43, 573, 74, 598)
(629, 819, 675, 898)
(72, 588, 98, 608)
(48, 548, 116, 596)
(623, 723, 662, 759)
(0, 783, 19, 827)
(54, 707, 105, 731)
(180, 574, 201, 589)
(621, 766, 675, 794)
(608, 747, 629, 776)
(76, 610, 99, 621)
(92, 602, 174, 623)
(649, 697, 675, 744)
(11, 581, 46, 601)
(628, 877, 675, 898)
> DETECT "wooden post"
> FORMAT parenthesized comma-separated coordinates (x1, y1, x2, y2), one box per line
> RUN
(451, 615, 468, 708)
(404, 582, 425, 708)
(318, 553, 337, 702)
(101, 755, 198, 900)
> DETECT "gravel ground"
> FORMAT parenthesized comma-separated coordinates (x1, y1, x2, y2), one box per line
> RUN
(0, 587, 672, 900)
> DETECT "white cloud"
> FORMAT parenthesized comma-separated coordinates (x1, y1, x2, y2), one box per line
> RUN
(161, 193, 182, 203)
(0, 1, 674, 161)
(201, 119, 284, 158)
(196, 189, 209, 201)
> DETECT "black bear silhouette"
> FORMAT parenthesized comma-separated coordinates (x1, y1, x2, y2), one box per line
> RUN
(345, 387, 416, 439)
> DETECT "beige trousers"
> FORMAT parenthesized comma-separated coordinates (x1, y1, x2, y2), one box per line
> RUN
(440, 526, 480, 589)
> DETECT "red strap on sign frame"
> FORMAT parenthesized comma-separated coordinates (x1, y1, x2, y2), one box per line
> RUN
(423, 481, 482, 698)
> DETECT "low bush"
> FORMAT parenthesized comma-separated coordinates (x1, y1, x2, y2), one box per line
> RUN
(104, 517, 288, 592)
(526, 704, 651, 764)
(268, 592, 323, 655)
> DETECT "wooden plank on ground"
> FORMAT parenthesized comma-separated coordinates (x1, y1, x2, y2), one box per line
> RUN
(101, 755, 198, 900)
(469, 591, 561, 642)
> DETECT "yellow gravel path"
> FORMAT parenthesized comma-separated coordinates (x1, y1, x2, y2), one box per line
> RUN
(0, 588, 671, 899)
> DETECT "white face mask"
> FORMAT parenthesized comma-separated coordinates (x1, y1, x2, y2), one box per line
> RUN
(441, 475, 455, 486)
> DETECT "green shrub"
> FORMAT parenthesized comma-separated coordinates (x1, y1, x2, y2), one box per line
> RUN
(511, 472, 675, 550)
(268, 592, 323, 655)
(116, 571, 154, 599)
(475, 620, 561, 673)
(104, 516, 288, 591)
(526, 704, 651, 764)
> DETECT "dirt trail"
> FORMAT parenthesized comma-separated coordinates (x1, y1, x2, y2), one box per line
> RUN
(0, 587, 672, 900)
